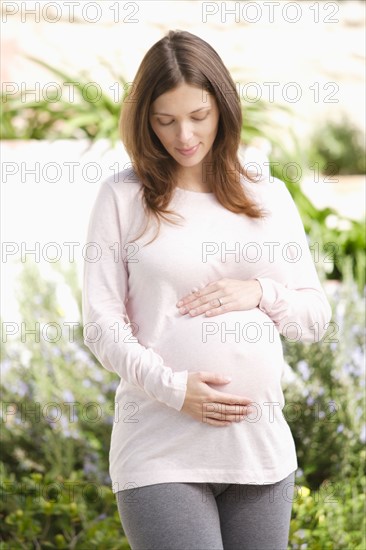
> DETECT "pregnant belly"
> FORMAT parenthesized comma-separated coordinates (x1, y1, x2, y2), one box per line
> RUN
(156, 308, 285, 403)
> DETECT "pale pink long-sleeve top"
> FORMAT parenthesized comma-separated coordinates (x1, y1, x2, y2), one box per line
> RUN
(82, 167, 332, 492)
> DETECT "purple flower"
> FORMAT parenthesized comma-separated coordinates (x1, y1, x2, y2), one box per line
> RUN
(16, 381, 29, 397)
(62, 389, 75, 402)
(351, 348, 365, 374)
(297, 360, 310, 381)
(342, 363, 354, 376)
(0, 359, 13, 376)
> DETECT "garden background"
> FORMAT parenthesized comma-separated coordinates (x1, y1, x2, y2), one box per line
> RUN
(1, 1, 365, 548)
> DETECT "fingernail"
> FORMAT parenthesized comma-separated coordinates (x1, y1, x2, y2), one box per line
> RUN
(176, 301, 183, 307)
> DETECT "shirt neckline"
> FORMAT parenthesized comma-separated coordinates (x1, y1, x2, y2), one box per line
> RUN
(174, 186, 214, 196)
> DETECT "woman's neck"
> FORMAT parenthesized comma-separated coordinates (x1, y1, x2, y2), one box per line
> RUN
(174, 165, 214, 192)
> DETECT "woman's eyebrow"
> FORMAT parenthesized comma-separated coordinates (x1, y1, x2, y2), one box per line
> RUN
(151, 107, 211, 116)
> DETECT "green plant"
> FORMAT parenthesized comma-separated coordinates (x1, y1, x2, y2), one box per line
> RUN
(281, 255, 365, 487)
(1, 261, 117, 482)
(1, 56, 128, 144)
(283, 255, 365, 462)
(268, 136, 366, 293)
(282, 257, 366, 548)
(306, 116, 366, 175)
(0, 463, 130, 549)
(289, 470, 366, 549)
(0, 260, 128, 547)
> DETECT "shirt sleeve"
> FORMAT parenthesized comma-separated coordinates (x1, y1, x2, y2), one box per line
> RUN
(254, 178, 333, 343)
(81, 177, 188, 411)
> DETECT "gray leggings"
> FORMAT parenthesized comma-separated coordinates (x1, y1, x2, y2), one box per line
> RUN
(115, 470, 296, 550)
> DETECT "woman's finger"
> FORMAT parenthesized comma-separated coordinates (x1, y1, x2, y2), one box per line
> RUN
(183, 294, 229, 316)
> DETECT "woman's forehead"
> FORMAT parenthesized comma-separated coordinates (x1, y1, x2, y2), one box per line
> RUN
(150, 84, 215, 112)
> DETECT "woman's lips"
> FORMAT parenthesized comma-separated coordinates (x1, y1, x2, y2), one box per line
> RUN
(176, 144, 200, 156)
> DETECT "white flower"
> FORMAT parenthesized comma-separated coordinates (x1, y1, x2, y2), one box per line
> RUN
(337, 219, 352, 231)
(325, 214, 339, 229)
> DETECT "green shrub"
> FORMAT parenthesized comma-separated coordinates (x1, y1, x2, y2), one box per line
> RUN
(0, 463, 130, 549)
(289, 469, 366, 549)
(306, 116, 366, 175)
(282, 257, 365, 490)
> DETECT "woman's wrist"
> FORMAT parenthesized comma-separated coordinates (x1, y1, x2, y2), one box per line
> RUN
(253, 279, 263, 307)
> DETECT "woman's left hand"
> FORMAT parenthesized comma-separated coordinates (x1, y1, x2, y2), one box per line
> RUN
(176, 278, 263, 317)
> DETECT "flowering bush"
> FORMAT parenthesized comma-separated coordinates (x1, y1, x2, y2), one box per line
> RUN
(282, 258, 365, 487)
(289, 471, 366, 549)
(0, 465, 130, 549)
(281, 256, 366, 548)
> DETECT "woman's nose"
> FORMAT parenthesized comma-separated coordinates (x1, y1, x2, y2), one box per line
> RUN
(176, 122, 194, 143)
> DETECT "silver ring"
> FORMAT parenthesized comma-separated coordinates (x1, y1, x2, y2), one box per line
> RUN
(217, 297, 223, 307)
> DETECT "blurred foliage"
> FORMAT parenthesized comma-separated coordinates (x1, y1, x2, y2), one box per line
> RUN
(0, 56, 127, 144)
(282, 256, 366, 548)
(281, 256, 366, 487)
(269, 137, 365, 293)
(0, 261, 129, 548)
(289, 469, 366, 550)
(0, 464, 130, 550)
(1, 257, 365, 548)
(1, 55, 365, 293)
(306, 116, 366, 176)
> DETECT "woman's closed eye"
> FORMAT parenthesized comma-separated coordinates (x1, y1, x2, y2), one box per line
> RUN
(158, 116, 208, 126)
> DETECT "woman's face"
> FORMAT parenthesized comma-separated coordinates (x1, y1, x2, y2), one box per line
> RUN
(149, 82, 220, 173)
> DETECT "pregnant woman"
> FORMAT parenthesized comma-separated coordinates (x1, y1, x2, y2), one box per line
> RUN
(82, 30, 332, 550)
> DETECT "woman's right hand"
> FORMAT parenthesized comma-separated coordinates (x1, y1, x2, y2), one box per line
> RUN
(180, 372, 254, 426)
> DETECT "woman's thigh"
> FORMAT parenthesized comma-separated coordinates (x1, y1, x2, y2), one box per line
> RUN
(116, 481, 224, 550)
(216, 471, 296, 550)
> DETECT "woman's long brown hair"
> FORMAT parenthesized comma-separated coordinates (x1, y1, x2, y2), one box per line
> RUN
(119, 29, 268, 245)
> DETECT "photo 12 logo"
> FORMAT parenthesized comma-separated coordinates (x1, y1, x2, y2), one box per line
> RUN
(201, 2, 339, 24)
(1, 2, 140, 24)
